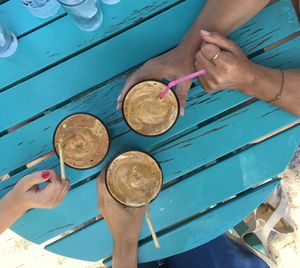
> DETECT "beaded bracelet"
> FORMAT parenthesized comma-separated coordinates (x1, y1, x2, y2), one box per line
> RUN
(267, 69, 284, 103)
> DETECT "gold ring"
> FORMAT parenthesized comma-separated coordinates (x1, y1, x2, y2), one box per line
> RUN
(211, 51, 221, 62)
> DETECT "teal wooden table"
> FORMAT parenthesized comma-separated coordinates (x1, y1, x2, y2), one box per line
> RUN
(1, 0, 300, 264)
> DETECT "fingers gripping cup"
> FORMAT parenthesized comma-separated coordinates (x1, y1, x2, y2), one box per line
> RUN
(106, 151, 163, 207)
(122, 80, 179, 136)
(53, 113, 110, 169)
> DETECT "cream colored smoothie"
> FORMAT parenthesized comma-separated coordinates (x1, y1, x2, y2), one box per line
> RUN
(54, 113, 110, 169)
(123, 80, 179, 136)
(106, 151, 163, 207)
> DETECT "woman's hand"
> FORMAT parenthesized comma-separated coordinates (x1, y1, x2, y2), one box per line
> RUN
(97, 170, 144, 243)
(117, 44, 197, 116)
(195, 31, 300, 117)
(195, 30, 256, 93)
(8, 170, 70, 212)
(0, 170, 69, 234)
(97, 170, 144, 268)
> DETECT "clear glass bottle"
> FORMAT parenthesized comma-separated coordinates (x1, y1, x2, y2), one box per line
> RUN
(22, 0, 61, 19)
(58, 0, 103, 31)
(101, 0, 120, 4)
(0, 26, 18, 58)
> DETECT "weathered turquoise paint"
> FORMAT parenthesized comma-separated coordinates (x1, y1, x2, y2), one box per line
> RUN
(0, 0, 299, 263)
(2, 26, 300, 180)
(136, 181, 279, 263)
(2, 30, 300, 177)
(253, 35, 300, 68)
(10, 103, 300, 244)
(0, 0, 65, 37)
(228, 0, 300, 54)
(0, 0, 182, 90)
(0, 0, 299, 132)
(45, 180, 280, 262)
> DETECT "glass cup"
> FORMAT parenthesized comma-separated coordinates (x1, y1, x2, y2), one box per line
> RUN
(53, 113, 110, 169)
(122, 80, 179, 136)
(0, 26, 18, 58)
(101, 0, 121, 4)
(106, 151, 163, 207)
(58, 0, 103, 31)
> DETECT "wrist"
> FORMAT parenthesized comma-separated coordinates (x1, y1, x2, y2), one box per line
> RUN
(113, 239, 138, 268)
(238, 63, 260, 95)
(114, 238, 138, 257)
(114, 234, 139, 248)
(3, 191, 27, 216)
(239, 64, 284, 102)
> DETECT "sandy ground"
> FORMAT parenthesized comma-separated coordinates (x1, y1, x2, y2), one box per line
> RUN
(1, 146, 299, 268)
(0, 230, 103, 268)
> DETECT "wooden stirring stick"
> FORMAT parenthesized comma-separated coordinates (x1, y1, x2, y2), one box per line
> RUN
(58, 143, 66, 180)
(145, 201, 160, 249)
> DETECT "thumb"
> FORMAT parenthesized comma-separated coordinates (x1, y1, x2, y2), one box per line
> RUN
(19, 170, 51, 191)
(200, 30, 237, 53)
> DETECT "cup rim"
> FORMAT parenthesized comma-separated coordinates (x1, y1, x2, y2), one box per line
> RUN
(57, 0, 86, 7)
(53, 112, 111, 170)
(121, 79, 180, 137)
(105, 150, 164, 208)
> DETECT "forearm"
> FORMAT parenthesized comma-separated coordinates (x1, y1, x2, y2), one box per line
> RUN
(180, 0, 270, 54)
(242, 65, 300, 117)
(112, 240, 138, 268)
(0, 192, 26, 234)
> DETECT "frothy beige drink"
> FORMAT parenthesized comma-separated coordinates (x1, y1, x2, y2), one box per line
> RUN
(54, 113, 110, 169)
(123, 81, 179, 136)
(106, 151, 163, 207)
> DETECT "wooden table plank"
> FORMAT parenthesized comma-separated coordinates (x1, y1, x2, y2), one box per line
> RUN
(136, 181, 279, 263)
(15, 125, 298, 246)
(1, 0, 299, 262)
(0, 0, 298, 132)
(228, 0, 300, 54)
(0, 30, 300, 178)
(253, 35, 300, 68)
(229, 0, 299, 53)
(0, 82, 250, 177)
(0, 0, 65, 37)
(2, 27, 300, 177)
(10, 105, 300, 244)
(45, 173, 280, 262)
(151, 102, 298, 182)
(0, 0, 183, 91)
(0, 0, 203, 132)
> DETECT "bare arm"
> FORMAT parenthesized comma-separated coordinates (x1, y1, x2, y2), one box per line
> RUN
(180, 0, 271, 54)
(97, 171, 144, 268)
(0, 193, 26, 234)
(119, 0, 271, 114)
(113, 241, 138, 268)
(195, 31, 300, 117)
(244, 67, 300, 117)
(0, 171, 69, 235)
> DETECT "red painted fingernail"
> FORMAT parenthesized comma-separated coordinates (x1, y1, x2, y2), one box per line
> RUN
(42, 171, 50, 180)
